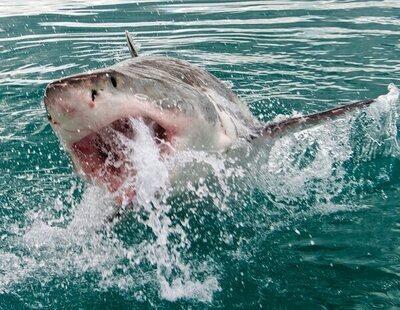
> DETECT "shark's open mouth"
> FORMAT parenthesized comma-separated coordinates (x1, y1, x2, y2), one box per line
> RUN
(70, 117, 172, 203)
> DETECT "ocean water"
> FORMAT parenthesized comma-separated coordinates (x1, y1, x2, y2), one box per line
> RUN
(1, 0, 400, 308)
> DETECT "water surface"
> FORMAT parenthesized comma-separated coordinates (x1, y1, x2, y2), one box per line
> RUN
(0, 0, 400, 308)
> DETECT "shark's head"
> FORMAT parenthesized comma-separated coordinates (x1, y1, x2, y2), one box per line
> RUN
(44, 57, 248, 203)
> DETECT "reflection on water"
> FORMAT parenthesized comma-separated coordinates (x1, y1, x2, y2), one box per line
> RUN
(0, 0, 400, 308)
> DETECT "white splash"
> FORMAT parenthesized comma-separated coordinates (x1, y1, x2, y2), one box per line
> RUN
(101, 117, 221, 302)
(0, 118, 224, 304)
(252, 83, 399, 211)
(0, 85, 398, 306)
(126, 118, 220, 302)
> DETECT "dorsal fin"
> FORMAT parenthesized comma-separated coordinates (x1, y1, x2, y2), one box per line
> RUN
(125, 31, 139, 57)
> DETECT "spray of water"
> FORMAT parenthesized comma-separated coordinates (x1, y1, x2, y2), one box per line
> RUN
(114, 118, 221, 302)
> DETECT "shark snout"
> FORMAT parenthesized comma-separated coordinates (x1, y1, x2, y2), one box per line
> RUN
(45, 74, 99, 102)
(44, 81, 74, 116)
(44, 71, 122, 133)
(44, 78, 91, 126)
(44, 71, 118, 111)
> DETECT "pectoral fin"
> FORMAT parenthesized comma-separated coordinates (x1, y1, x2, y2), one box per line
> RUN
(256, 99, 374, 138)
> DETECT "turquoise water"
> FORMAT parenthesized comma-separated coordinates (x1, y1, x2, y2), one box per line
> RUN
(1, 0, 400, 308)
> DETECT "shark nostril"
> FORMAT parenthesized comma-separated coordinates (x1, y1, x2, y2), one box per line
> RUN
(110, 76, 117, 88)
(91, 89, 98, 101)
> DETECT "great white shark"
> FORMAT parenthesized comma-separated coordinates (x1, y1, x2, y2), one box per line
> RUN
(44, 32, 377, 204)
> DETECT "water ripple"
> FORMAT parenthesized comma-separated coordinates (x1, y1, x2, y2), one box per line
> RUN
(0, 1, 400, 308)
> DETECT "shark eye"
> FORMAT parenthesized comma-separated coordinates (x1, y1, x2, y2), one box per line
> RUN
(110, 76, 117, 88)
(91, 89, 98, 101)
